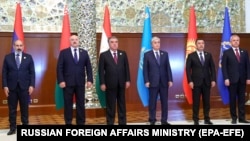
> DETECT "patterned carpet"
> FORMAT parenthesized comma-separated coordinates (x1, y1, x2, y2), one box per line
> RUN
(1, 108, 250, 140)
(0, 108, 236, 128)
(2, 107, 249, 127)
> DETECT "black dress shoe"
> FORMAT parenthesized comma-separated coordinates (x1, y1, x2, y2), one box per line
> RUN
(204, 120, 213, 125)
(231, 120, 237, 124)
(194, 121, 199, 125)
(161, 122, 171, 125)
(7, 129, 16, 135)
(149, 122, 155, 125)
(239, 120, 250, 123)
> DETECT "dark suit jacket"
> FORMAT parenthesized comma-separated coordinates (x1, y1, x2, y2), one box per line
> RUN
(2, 52, 35, 90)
(98, 49, 130, 89)
(186, 51, 216, 86)
(57, 47, 93, 86)
(143, 50, 173, 87)
(222, 48, 250, 83)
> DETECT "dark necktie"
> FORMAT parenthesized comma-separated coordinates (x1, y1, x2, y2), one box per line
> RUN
(199, 52, 204, 65)
(235, 48, 240, 62)
(113, 52, 118, 64)
(74, 49, 78, 63)
(16, 54, 20, 68)
(155, 52, 160, 64)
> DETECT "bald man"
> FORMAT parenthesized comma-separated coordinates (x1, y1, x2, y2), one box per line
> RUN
(57, 35, 93, 125)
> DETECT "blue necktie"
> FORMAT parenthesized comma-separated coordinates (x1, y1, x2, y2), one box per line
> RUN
(199, 52, 204, 65)
(74, 49, 78, 63)
(16, 54, 20, 68)
(155, 52, 160, 64)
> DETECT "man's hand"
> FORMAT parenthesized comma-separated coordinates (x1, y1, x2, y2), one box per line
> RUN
(4, 87, 9, 97)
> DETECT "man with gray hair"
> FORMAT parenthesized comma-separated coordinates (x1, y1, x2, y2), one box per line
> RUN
(143, 36, 173, 125)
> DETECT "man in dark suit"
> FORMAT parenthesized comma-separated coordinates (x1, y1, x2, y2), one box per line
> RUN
(143, 36, 173, 125)
(186, 39, 216, 125)
(57, 35, 93, 125)
(98, 36, 130, 125)
(2, 40, 35, 135)
(222, 34, 250, 124)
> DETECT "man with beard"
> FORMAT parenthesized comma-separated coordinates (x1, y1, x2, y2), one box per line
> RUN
(2, 40, 35, 135)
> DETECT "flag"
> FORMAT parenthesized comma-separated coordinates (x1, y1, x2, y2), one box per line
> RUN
(96, 5, 112, 108)
(12, 2, 24, 51)
(55, 5, 71, 110)
(183, 6, 197, 104)
(136, 6, 152, 107)
(12, 3, 29, 106)
(217, 7, 231, 105)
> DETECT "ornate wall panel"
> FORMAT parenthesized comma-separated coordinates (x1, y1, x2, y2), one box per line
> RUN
(76, 0, 100, 108)
(0, 0, 245, 33)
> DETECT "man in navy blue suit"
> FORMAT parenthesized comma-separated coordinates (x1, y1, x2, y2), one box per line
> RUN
(143, 36, 173, 125)
(222, 34, 250, 124)
(186, 39, 216, 125)
(57, 35, 93, 125)
(2, 40, 35, 135)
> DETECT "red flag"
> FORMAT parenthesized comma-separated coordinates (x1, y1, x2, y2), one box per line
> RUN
(102, 5, 112, 37)
(12, 2, 28, 108)
(183, 6, 197, 104)
(12, 2, 25, 51)
(55, 5, 71, 110)
(59, 5, 71, 51)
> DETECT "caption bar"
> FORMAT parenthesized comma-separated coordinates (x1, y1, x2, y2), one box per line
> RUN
(17, 125, 250, 139)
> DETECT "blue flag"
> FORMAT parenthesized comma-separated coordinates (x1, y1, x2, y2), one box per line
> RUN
(217, 7, 231, 105)
(137, 7, 152, 107)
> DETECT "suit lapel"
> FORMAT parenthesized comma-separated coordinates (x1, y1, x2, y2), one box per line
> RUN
(194, 53, 203, 66)
(230, 48, 239, 62)
(67, 47, 75, 63)
(151, 51, 159, 65)
(116, 51, 124, 65)
(116, 51, 119, 65)
(239, 49, 243, 61)
(19, 53, 24, 68)
(108, 50, 117, 65)
(203, 52, 208, 65)
(68, 48, 77, 64)
(78, 48, 83, 63)
(158, 51, 162, 65)
(15, 53, 25, 69)
(12, 53, 18, 69)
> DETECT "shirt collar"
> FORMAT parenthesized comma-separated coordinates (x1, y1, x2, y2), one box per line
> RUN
(232, 47, 239, 50)
(15, 52, 22, 56)
(153, 49, 160, 53)
(110, 50, 117, 54)
(197, 51, 204, 54)
(71, 47, 78, 51)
